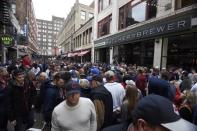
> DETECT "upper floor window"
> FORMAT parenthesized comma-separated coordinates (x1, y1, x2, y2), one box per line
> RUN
(89, 13, 93, 18)
(175, 0, 197, 10)
(98, 15, 112, 38)
(131, 2, 146, 22)
(119, 0, 157, 30)
(81, 11, 86, 20)
(89, 28, 92, 43)
(98, 0, 111, 13)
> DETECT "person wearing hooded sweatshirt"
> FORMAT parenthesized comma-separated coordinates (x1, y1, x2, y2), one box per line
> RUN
(90, 75, 113, 130)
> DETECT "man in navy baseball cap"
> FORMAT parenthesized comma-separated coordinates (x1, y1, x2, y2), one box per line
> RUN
(131, 94, 197, 131)
(64, 80, 81, 97)
(103, 94, 197, 131)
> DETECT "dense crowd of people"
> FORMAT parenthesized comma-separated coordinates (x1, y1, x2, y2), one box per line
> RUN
(1, 55, 197, 131)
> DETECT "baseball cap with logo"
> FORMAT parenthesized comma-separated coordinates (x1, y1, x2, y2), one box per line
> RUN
(64, 80, 81, 96)
(132, 94, 197, 131)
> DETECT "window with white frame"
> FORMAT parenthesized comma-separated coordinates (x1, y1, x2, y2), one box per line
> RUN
(80, 11, 86, 20)
(48, 51, 52, 55)
(98, 0, 111, 12)
(89, 13, 93, 18)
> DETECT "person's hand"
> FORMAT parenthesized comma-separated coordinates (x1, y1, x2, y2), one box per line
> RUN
(10, 120, 17, 126)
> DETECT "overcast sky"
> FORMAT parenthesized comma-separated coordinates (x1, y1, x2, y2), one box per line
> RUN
(32, 0, 93, 20)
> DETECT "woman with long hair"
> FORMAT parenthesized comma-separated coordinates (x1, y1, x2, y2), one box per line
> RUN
(121, 83, 139, 122)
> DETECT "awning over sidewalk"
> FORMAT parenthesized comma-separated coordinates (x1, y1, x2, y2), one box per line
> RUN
(67, 53, 73, 57)
(66, 50, 90, 57)
(68, 52, 79, 57)
(78, 50, 90, 56)
(72, 52, 79, 57)
(62, 53, 68, 57)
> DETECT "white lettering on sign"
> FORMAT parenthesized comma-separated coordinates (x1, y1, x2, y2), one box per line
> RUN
(156, 25, 165, 32)
(167, 23, 175, 30)
(95, 17, 190, 46)
(178, 21, 186, 28)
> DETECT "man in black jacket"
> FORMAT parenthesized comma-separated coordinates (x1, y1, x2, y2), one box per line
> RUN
(8, 69, 36, 131)
(90, 75, 113, 130)
(24, 71, 37, 128)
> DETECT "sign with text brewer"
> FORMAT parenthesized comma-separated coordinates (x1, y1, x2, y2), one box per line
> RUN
(95, 16, 191, 47)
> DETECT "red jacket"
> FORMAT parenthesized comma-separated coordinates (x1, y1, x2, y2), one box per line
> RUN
(22, 56, 31, 68)
(136, 74, 147, 91)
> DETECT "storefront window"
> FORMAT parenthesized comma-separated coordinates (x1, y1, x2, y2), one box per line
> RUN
(168, 33, 197, 68)
(118, 40, 154, 66)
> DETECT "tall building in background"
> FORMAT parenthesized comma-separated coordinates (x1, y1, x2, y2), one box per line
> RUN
(37, 16, 64, 56)
(15, 0, 39, 56)
(57, 0, 94, 55)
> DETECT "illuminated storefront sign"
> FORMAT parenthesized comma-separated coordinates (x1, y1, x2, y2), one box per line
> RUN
(0, 35, 14, 47)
